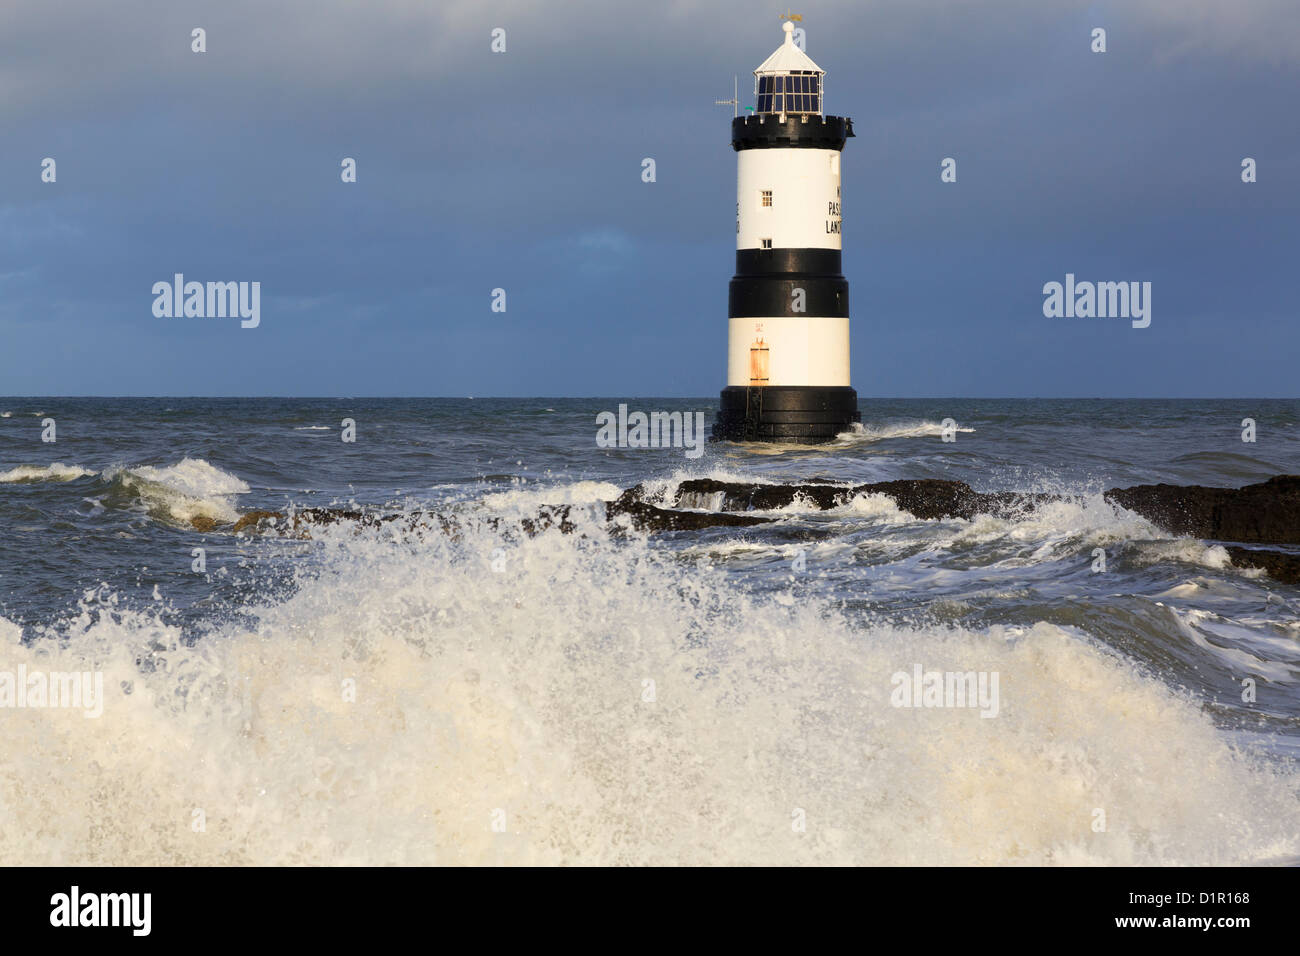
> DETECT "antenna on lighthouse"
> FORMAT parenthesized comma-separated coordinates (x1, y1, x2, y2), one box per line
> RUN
(714, 75, 738, 118)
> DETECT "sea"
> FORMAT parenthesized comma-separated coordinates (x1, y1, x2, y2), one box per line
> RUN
(1, 396, 1297, 865)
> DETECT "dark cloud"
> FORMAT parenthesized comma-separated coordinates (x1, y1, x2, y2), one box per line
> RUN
(1, 0, 1296, 396)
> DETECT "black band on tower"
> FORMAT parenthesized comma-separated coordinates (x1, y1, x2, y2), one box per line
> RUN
(735, 248, 842, 276)
(728, 275, 848, 318)
(712, 386, 861, 442)
(732, 114, 854, 152)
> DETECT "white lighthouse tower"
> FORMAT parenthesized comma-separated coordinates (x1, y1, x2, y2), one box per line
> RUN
(712, 19, 859, 443)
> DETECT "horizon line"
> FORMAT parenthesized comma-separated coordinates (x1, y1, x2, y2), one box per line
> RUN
(1, 395, 1298, 402)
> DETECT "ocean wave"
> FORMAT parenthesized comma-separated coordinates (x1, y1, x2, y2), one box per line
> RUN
(735, 489, 901, 517)
(104, 458, 251, 525)
(838, 420, 978, 443)
(0, 458, 251, 527)
(1165, 606, 1298, 684)
(943, 495, 1159, 549)
(718, 420, 977, 453)
(839, 491, 910, 521)
(1133, 540, 1234, 572)
(0, 463, 96, 483)
(478, 480, 623, 513)
(3, 517, 1296, 865)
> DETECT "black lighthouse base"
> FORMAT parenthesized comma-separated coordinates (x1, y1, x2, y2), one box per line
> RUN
(711, 386, 860, 444)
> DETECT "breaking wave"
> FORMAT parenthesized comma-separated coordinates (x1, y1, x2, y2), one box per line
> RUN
(0, 463, 96, 483)
(2, 509, 1297, 866)
(0, 457, 249, 527)
(838, 420, 978, 443)
(102, 458, 251, 525)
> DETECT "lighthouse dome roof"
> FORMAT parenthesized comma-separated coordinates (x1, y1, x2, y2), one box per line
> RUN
(753, 21, 823, 76)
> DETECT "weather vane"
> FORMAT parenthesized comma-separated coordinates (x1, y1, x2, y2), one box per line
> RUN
(780, 11, 802, 23)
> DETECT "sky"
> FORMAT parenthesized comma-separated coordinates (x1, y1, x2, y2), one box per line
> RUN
(1, 0, 1297, 397)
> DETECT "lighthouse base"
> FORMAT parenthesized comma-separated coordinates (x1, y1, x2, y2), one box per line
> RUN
(711, 386, 860, 444)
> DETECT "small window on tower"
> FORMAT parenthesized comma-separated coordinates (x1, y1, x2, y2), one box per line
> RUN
(761, 238, 773, 249)
(761, 190, 772, 207)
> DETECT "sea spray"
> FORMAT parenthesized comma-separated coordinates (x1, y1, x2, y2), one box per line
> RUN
(2, 507, 1297, 865)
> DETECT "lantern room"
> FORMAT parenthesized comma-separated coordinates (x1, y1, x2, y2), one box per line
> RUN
(752, 20, 824, 116)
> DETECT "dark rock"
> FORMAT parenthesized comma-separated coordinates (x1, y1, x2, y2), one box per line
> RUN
(1225, 547, 1300, 586)
(520, 505, 578, 536)
(219, 475, 1300, 584)
(666, 477, 1300, 549)
(190, 515, 217, 533)
(668, 478, 1056, 521)
(860, 480, 998, 520)
(606, 494, 772, 532)
(671, 478, 858, 511)
(231, 510, 283, 534)
(1104, 475, 1300, 545)
(293, 508, 375, 527)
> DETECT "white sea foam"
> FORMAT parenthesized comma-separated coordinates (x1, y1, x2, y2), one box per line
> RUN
(0, 463, 95, 483)
(947, 496, 1159, 550)
(768, 492, 831, 514)
(837, 491, 909, 522)
(1166, 607, 1297, 684)
(718, 420, 971, 453)
(837, 420, 977, 444)
(675, 489, 730, 512)
(0, 458, 250, 526)
(1134, 540, 1235, 572)
(625, 467, 777, 510)
(2, 516, 1296, 866)
(479, 480, 622, 512)
(107, 458, 251, 525)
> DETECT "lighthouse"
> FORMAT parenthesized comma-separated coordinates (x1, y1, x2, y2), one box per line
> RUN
(711, 19, 859, 443)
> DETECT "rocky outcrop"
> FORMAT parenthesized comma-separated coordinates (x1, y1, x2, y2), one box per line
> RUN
(1102, 475, 1300, 545)
(661, 475, 1300, 547)
(607, 486, 772, 531)
(228, 510, 284, 534)
(1223, 547, 1300, 586)
(207, 475, 1300, 585)
(665, 478, 1055, 520)
(227, 507, 459, 536)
